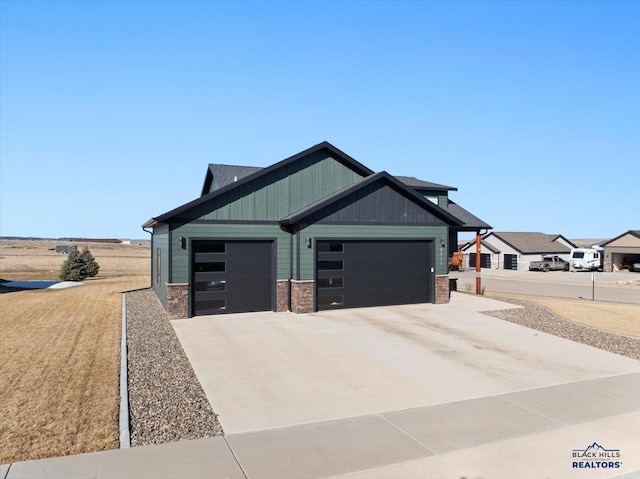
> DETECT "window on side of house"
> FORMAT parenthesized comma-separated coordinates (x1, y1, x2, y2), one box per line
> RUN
(156, 248, 161, 285)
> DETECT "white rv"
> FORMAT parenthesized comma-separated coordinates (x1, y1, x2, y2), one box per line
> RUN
(570, 247, 604, 271)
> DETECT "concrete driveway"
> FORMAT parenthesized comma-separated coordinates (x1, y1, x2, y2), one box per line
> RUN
(172, 293, 639, 435)
(8, 293, 639, 479)
(164, 293, 640, 478)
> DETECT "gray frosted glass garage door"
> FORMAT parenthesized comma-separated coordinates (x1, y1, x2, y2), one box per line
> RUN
(192, 240, 273, 315)
(316, 240, 433, 311)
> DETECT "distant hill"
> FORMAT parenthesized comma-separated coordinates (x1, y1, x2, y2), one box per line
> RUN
(570, 238, 609, 248)
(1, 236, 150, 244)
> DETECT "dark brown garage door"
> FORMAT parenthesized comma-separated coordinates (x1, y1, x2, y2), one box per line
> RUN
(191, 240, 273, 315)
(316, 240, 433, 311)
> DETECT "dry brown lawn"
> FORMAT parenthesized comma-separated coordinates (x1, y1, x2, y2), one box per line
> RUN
(489, 293, 640, 338)
(0, 240, 150, 463)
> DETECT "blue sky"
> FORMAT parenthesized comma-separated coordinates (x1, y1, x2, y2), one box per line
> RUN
(1, 0, 638, 240)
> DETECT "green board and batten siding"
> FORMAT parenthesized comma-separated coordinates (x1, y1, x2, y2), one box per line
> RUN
(298, 224, 449, 280)
(151, 223, 170, 308)
(177, 152, 364, 222)
(166, 153, 363, 283)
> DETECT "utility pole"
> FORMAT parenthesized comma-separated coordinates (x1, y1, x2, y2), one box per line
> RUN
(476, 231, 481, 294)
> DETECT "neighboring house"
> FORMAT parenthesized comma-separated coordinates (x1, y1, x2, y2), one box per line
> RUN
(55, 245, 76, 254)
(142, 142, 490, 318)
(461, 232, 576, 270)
(601, 230, 640, 272)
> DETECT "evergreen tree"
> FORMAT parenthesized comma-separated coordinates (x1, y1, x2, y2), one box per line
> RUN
(59, 248, 87, 281)
(80, 247, 100, 278)
(59, 246, 100, 281)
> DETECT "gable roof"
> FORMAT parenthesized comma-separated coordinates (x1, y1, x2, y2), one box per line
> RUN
(444, 200, 492, 231)
(484, 232, 576, 254)
(280, 171, 463, 227)
(395, 177, 489, 230)
(600, 230, 640, 247)
(143, 141, 375, 227)
(395, 176, 457, 191)
(201, 164, 262, 196)
(461, 239, 500, 254)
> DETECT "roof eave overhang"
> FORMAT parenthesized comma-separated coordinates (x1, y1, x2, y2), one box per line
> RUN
(452, 225, 493, 232)
(142, 218, 158, 229)
(414, 185, 458, 193)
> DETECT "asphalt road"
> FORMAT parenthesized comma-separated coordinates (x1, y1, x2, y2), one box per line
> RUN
(452, 269, 640, 304)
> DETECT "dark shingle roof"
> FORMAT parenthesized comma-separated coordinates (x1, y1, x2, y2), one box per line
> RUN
(395, 176, 457, 191)
(486, 232, 575, 254)
(444, 200, 492, 230)
(206, 164, 263, 192)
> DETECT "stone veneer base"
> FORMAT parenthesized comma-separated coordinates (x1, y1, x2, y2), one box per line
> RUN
(435, 275, 450, 304)
(291, 280, 314, 314)
(276, 279, 290, 312)
(167, 283, 189, 319)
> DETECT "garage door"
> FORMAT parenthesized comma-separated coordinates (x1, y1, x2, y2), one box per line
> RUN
(191, 240, 273, 315)
(316, 240, 433, 311)
(468, 253, 491, 269)
(504, 254, 518, 270)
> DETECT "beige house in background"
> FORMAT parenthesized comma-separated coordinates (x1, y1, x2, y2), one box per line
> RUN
(602, 230, 640, 272)
(460, 232, 575, 271)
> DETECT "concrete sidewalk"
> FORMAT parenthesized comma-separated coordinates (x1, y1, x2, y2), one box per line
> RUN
(4, 373, 639, 478)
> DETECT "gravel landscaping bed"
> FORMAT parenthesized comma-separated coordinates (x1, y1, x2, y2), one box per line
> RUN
(126, 289, 223, 446)
(484, 296, 640, 361)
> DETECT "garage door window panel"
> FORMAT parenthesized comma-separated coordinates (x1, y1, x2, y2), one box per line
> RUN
(317, 241, 343, 252)
(197, 299, 226, 313)
(318, 260, 344, 270)
(194, 241, 226, 253)
(194, 280, 226, 292)
(195, 261, 226, 272)
(317, 277, 344, 288)
(317, 295, 344, 307)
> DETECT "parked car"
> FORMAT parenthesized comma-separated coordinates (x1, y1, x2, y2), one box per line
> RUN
(630, 262, 640, 273)
(529, 256, 570, 272)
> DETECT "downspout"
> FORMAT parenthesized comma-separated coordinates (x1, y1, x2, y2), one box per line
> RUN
(142, 225, 153, 288)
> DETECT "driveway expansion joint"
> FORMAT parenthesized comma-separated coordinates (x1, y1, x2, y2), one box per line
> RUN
(375, 413, 437, 455)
